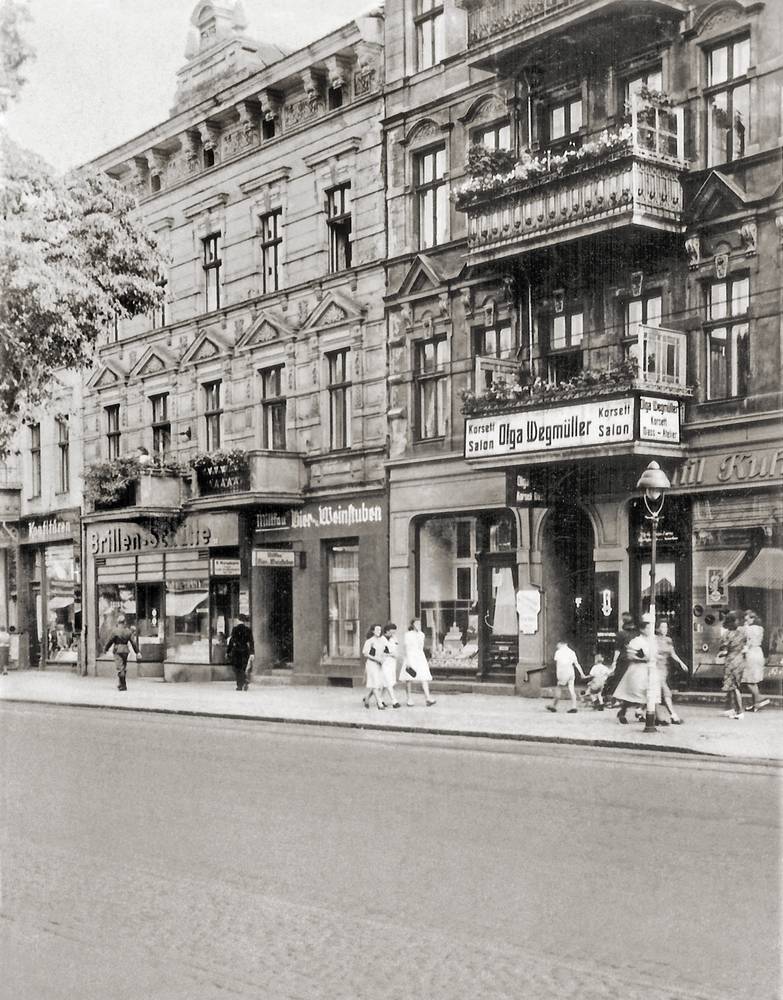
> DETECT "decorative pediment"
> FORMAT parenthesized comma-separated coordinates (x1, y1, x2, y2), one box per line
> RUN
(401, 118, 451, 147)
(87, 361, 127, 390)
(180, 330, 228, 366)
(394, 254, 447, 298)
(691, 1, 760, 38)
(462, 94, 509, 125)
(689, 171, 753, 224)
(237, 309, 296, 349)
(130, 345, 176, 379)
(302, 291, 365, 332)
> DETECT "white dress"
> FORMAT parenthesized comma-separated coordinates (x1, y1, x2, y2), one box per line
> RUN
(742, 624, 765, 684)
(613, 634, 661, 705)
(400, 629, 432, 682)
(362, 636, 384, 689)
(380, 635, 399, 688)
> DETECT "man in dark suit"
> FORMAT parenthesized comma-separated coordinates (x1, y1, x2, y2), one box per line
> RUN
(227, 615, 254, 691)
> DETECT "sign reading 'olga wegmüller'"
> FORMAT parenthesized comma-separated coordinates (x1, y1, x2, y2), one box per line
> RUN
(465, 396, 679, 458)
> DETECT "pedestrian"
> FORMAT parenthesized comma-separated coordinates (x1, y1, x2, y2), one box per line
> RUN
(604, 613, 637, 707)
(400, 618, 436, 706)
(582, 650, 610, 710)
(227, 615, 254, 691)
(546, 639, 586, 714)
(104, 613, 140, 691)
(719, 611, 747, 719)
(0, 622, 10, 675)
(361, 624, 386, 709)
(613, 614, 657, 725)
(380, 622, 402, 709)
(654, 619, 688, 725)
(741, 610, 770, 713)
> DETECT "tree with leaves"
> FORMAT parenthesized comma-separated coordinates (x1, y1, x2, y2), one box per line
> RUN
(0, 0, 35, 113)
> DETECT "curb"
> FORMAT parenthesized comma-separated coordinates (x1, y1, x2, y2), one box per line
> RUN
(6, 694, 781, 766)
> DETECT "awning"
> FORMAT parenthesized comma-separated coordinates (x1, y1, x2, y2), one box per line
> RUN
(730, 549, 783, 590)
(47, 597, 74, 610)
(165, 592, 208, 617)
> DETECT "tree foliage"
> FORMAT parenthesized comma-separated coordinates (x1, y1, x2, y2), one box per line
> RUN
(0, 133, 168, 451)
(0, 0, 35, 112)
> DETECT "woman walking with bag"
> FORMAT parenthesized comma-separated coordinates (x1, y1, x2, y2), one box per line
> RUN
(379, 623, 402, 709)
(362, 624, 385, 709)
(400, 618, 436, 706)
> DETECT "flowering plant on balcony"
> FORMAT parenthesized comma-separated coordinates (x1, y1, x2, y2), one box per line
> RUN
(84, 454, 187, 510)
(452, 127, 634, 209)
(460, 359, 639, 416)
(190, 449, 250, 494)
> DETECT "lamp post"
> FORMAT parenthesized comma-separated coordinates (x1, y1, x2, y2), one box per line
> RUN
(635, 460, 671, 734)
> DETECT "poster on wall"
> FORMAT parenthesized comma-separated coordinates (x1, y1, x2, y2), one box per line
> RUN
(706, 568, 726, 605)
(516, 589, 541, 634)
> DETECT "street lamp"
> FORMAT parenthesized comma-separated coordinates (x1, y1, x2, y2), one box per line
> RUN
(635, 460, 671, 733)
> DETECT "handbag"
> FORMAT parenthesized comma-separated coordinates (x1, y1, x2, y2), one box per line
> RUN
(407, 665, 417, 678)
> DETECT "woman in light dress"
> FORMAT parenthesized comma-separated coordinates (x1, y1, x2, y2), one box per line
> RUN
(361, 624, 385, 710)
(379, 623, 402, 709)
(719, 611, 746, 719)
(399, 618, 436, 707)
(613, 615, 659, 724)
(654, 619, 689, 725)
(742, 610, 769, 713)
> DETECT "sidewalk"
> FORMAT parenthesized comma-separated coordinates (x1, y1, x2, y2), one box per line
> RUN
(1, 670, 780, 763)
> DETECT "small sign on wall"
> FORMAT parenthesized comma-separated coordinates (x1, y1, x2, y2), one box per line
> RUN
(211, 558, 242, 576)
(252, 549, 298, 568)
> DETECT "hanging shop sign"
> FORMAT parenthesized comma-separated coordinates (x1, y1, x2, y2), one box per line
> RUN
(465, 396, 680, 458)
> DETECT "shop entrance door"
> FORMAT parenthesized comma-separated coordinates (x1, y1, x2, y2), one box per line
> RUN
(210, 578, 239, 664)
(541, 503, 595, 668)
(269, 567, 293, 665)
(477, 554, 518, 681)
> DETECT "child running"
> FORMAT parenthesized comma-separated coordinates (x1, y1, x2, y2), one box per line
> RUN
(547, 639, 587, 714)
(583, 651, 610, 710)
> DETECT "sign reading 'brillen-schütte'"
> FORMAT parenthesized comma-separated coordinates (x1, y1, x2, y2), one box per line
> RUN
(464, 396, 679, 458)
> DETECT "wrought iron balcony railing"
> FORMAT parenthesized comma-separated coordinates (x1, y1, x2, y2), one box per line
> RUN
(465, 0, 578, 45)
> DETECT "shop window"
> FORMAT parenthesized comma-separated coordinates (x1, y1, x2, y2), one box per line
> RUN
(57, 417, 70, 493)
(326, 184, 352, 272)
(166, 581, 209, 660)
(29, 422, 41, 497)
(472, 120, 511, 151)
(98, 582, 164, 654)
(326, 542, 360, 658)
(415, 0, 444, 72)
(106, 404, 120, 460)
(328, 349, 351, 450)
(261, 366, 286, 450)
(414, 145, 448, 249)
(46, 544, 77, 662)
(706, 36, 750, 166)
(415, 335, 448, 440)
(705, 277, 749, 400)
(203, 380, 222, 451)
(547, 311, 583, 384)
(203, 233, 221, 312)
(260, 209, 282, 293)
(150, 393, 170, 458)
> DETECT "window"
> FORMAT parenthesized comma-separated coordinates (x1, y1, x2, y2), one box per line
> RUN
(415, 146, 448, 249)
(262, 118, 276, 141)
(151, 281, 167, 329)
(151, 393, 170, 458)
(326, 543, 360, 658)
(204, 147, 215, 169)
(547, 310, 583, 383)
(326, 185, 352, 272)
(204, 381, 222, 450)
(150, 174, 161, 194)
(625, 293, 662, 342)
(473, 120, 511, 151)
(328, 349, 351, 450)
(549, 96, 583, 144)
(415, 0, 444, 72)
(328, 86, 343, 110)
(415, 336, 448, 439)
(30, 423, 41, 497)
(57, 417, 70, 493)
(260, 210, 282, 294)
(707, 36, 750, 166)
(473, 322, 515, 360)
(106, 405, 120, 460)
(261, 366, 286, 451)
(705, 277, 750, 400)
(203, 234, 221, 312)
(625, 67, 663, 104)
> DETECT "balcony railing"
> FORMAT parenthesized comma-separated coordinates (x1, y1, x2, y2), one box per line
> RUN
(462, 149, 685, 256)
(466, 0, 578, 44)
(634, 325, 688, 391)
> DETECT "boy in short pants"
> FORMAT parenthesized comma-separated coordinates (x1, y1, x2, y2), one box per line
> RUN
(547, 639, 586, 714)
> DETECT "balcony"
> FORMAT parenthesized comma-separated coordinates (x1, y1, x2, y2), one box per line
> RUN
(459, 148, 686, 261)
(190, 450, 304, 506)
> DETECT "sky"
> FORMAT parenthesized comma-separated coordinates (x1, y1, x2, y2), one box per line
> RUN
(4, 0, 379, 172)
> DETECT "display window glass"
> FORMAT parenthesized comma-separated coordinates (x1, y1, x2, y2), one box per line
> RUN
(166, 580, 210, 662)
(327, 543, 360, 658)
(46, 544, 77, 662)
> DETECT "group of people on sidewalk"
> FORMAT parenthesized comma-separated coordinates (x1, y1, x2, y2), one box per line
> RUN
(361, 619, 436, 709)
(547, 607, 770, 726)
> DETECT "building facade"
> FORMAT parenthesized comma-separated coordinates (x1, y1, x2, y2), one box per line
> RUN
(80, 1, 389, 684)
(382, 0, 782, 692)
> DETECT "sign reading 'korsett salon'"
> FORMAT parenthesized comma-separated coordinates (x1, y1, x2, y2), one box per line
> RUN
(464, 396, 679, 458)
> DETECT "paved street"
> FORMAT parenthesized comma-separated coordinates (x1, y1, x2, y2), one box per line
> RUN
(1, 703, 780, 1000)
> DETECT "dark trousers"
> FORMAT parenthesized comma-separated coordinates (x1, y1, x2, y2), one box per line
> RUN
(113, 651, 129, 678)
(233, 663, 248, 689)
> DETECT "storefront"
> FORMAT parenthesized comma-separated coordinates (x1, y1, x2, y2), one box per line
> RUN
(18, 509, 82, 671)
(669, 446, 783, 690)
(85, 512, 246, 682)
(252, 491, 389, 684)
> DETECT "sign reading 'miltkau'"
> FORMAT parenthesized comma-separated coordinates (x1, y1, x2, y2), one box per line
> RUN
(464, 396, 679, 458)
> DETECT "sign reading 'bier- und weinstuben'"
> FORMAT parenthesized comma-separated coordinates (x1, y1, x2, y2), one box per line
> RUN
(464, 396, 679, 459)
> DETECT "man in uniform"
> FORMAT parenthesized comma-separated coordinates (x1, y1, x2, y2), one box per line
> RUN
(104, 614, 140, 691)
